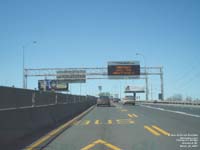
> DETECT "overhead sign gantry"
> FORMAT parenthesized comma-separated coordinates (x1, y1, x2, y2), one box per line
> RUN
(23, 61, 164, 100)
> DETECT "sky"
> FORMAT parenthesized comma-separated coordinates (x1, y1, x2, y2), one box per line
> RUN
(0, 0, 200, 100)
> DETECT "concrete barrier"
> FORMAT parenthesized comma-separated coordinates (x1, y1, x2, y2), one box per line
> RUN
(34, 91, 56, 106)
(0, 86, 33, 108)
(0, 109, 33, 143)
(0, 86, 96, 148)
(57, 93, 68, 104)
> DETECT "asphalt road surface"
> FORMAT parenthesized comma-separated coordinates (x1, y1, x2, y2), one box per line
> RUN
(140, 103, 200, 116)
(32, 103, 200, 150)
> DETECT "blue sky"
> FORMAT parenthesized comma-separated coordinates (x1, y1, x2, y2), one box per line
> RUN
(0, 0, 200, 99)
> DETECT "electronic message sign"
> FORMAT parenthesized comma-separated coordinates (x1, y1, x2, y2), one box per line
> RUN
(107, 61, 140, 76)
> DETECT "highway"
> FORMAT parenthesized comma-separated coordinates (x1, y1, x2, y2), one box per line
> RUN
(27, 103, 200, 150)
(139, 103, 200, 116)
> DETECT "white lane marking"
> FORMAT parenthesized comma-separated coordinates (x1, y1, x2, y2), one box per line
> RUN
(140, 105, 200, 118)
(157, 108, 165, 111)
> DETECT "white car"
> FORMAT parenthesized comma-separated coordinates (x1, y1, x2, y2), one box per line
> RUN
(122, 96, 135, 105)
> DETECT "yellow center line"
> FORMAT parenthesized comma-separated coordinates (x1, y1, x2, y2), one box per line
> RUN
(26, 134, 51, 150)
(144, 125, 160, 136)
(152, 125, 170, 136)
(48, 128, 61, 136)
(95, 120, 100, 125)
(108, 120, 112, 125)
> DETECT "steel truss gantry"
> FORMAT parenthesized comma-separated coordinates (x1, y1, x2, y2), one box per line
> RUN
(24, 66, 164, 100)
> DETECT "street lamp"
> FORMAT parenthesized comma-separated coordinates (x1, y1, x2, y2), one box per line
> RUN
(22, 41, 37, 88)
(136, 52, 149, 101)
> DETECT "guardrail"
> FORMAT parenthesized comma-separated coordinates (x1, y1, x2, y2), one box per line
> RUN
(136, 100, 200, 106)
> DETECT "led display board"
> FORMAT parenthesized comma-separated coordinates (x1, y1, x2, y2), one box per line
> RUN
(107, 61, 140, 76)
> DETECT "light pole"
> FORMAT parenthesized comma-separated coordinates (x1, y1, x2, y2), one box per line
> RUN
(22, 41, 37, 89)
(151, 83, 153, 100)
(80, 83, 82, 95)
(23, 46, 25, 88)
(119, 80, 122, 99)
(136, 53, 149, 101)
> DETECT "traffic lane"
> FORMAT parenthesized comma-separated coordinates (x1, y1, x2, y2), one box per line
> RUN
(40, 106, 116, 149)
(121, 104, 200, 134)
(42, 106, 130, 150)
(114, 104, 178, 150)
(141, 103, 200, 116)
(42, 105, 177, 150)
(119, 104, 200, 149)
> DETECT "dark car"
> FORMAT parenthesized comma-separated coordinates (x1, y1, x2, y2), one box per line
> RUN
(97, 96, 111, 107)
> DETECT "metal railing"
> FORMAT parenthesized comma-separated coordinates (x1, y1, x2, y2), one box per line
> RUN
(136, 100, 200, 106)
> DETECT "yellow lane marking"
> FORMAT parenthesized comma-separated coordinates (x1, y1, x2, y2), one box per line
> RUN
(77, 119, 135, 126)
(94, 139, 106, 144)
(95, 120, 100, 125)
(48, 128, 61, 136)
(108, 120, 112, 124)
(121, 109, 128, 112)
(81, 139, 121, 150)
(128, 114, 138, 118)
(116, 119, 134, 124)
(129, 120, 135, 124)
(81, 143, 95, 150)
(26, 106, 95, 150)
(144, 125, 160, 136)
(152, 125, 170, 136)
(128, 114, 133, 118)
(26, 134, 51, 150)
(85, 120, 91, 125)
(132, 114, 138, 118)
(104, 143, 121, 150)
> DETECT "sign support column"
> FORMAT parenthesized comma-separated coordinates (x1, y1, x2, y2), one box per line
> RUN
(145, 71, 149, 101)
(160, 66, 164, 100)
